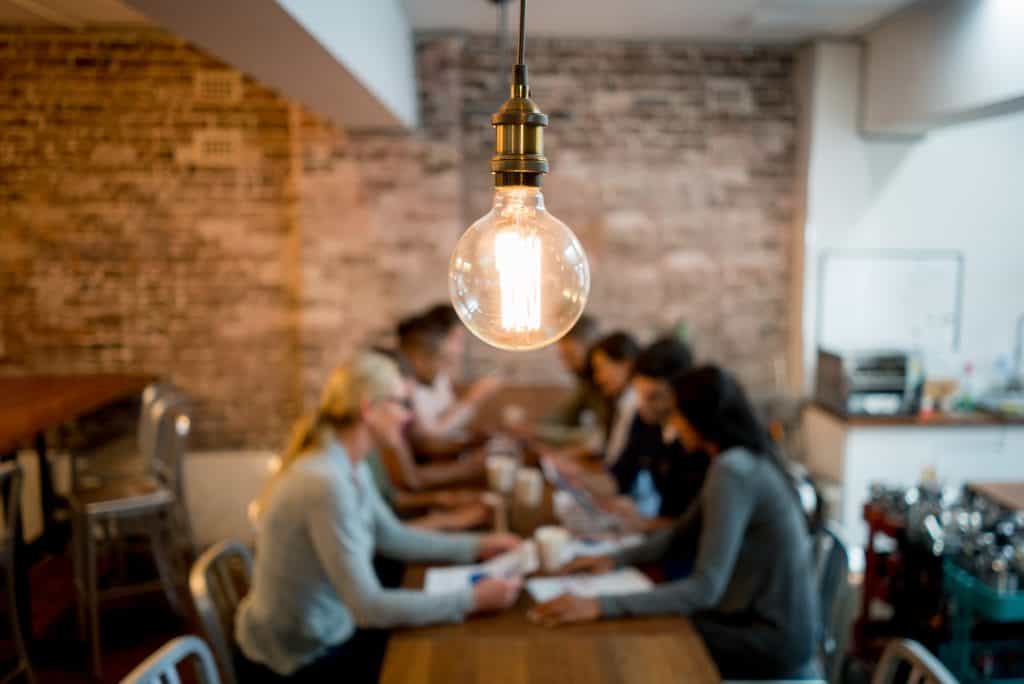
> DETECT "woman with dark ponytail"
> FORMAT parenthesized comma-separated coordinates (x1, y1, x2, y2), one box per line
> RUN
(531, 366, 819, 680)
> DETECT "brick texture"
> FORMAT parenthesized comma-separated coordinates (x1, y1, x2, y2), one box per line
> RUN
(0, 27, 797, 449)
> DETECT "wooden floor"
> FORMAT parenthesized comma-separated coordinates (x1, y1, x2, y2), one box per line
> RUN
(18, 553, 192, 683)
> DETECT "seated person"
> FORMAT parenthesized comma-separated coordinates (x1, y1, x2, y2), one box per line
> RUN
(371, 347, 487, 492)
(536, 314, 608, 443)
(364, 450, 490, 532)
(398, 310, 502, 459)
(588, 331, 642, 467)
(531, 366, 819, 681)
(236, 352, 521, 682)
(607, 337, 709, 531)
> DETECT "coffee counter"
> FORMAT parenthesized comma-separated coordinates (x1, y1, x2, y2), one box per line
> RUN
(803, 402, 1024, 549)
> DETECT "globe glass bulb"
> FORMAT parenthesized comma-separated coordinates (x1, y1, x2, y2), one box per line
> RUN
(449, 186, 590, 351)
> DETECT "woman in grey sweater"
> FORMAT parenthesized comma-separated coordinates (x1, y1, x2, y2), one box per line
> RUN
(236, 352, 522, 682)
(530, 366, 818, 680)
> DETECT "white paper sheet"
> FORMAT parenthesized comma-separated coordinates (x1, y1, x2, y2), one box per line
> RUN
(423, 541, 539, 595)
(525, 568, 653, 603)
(568, 535, 644, 558)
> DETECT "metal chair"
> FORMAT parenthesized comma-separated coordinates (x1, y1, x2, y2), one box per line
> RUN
(119, 635, 220, 684)
(815, 525, 851, 683)
(0, 463, 35, 684)
(871, 639, 957, 684)
(74, 383, 187, 487)
(71, 402, 194, 678)
(189, 541, 253, 684)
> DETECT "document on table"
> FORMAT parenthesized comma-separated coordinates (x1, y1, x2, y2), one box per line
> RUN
(525, 568, 653, 603)
(568, 534, 644, 558)
(424, 541, 539, 595)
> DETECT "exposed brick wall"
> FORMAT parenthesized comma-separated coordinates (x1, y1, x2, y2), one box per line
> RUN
(0, 26, 797, 449)
(0, 27, 305, 448)
(435, 35, 797, 389)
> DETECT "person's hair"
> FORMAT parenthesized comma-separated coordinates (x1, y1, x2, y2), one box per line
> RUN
(564, 314, 600, 345)
(423, 303, 460, 334)
(396, 313, 443, 355)
(670, 366, 773, 454)
(633, 337, 694, 380)
(254, 352, 402, 516)
(588, 331, 640, 365)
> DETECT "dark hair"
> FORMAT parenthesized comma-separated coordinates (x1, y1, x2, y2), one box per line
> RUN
(670, 366, 775, 457)
(396, 314, 443, 354)
(423, 303, 460, 334)
(588, 331, 640, 365)
(564, 314, 599, 345)
(633, 337, 694, 380)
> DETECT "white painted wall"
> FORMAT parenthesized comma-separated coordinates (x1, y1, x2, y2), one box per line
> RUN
(278, 0, 418, 129)
(802, 41, 1024, 390)
(864, 0, 1024, 135)
(124, 0, 416, 130)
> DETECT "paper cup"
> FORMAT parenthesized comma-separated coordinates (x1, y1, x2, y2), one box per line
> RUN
(486, 455, 517, 494)
(535, 525, 571, 573)
(515, 468, 543, 507)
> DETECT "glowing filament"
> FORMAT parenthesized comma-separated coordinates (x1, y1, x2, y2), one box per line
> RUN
(495, 231, 541, 332)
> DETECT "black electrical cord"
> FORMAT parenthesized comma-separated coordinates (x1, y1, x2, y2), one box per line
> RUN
(517, 0, 526, 65)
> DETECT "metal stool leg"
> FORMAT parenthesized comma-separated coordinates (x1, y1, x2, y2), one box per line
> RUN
(149, 515, 184, 617)
(71, 509, 88, 643)
(84, 514, 102, 679)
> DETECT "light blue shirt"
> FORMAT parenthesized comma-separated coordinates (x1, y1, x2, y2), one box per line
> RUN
(235, 433, 479, 675)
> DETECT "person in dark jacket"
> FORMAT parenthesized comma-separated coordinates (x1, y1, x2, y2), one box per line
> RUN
(531, 366, 819, 681)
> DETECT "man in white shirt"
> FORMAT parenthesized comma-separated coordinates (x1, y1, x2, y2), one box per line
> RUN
(398, 308, 501, 459)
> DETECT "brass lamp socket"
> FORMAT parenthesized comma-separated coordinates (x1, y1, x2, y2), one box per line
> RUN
(490, 64, 549, 187)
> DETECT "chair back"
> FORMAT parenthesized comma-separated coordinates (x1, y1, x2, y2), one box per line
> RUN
(815, 524, 850, 681)
(138, 384, 185, 469)
(871, 639, 958, 684)
(189, 541, 253, 684)
(120, 635, 220, 684)
(0, 462, 22, 556)
(151, 402, 191, 500)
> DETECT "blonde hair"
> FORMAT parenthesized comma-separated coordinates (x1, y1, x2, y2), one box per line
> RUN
(252, 351, 402, 520)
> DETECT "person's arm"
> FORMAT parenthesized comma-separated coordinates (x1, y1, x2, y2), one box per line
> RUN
(306, 477, 475, 629)
(600, 462, 754, 617)
(367, 468, 482, 564)
(380, 436, 485, 492)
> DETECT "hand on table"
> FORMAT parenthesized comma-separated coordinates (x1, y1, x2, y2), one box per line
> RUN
(432, 490, 485, 509)
(528, 594, 601, 627)
(556, 554, 615, 576)
(472, 577, 522, 614)
(478, 533, 522, 560)
(465, 376, 504, 405)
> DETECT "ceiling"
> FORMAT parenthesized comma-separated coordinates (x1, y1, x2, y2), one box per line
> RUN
(0, 0, 916, 41)
(403, 0, 918, 42)
(0, 0, 147, 25)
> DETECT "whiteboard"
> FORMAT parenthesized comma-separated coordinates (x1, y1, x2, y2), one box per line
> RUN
(818, 251, 963, 352)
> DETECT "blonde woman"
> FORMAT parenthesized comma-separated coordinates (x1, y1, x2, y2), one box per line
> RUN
(236, 352, 522, 682)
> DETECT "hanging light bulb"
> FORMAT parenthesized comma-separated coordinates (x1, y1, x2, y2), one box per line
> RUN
(449, 0, 590, 351)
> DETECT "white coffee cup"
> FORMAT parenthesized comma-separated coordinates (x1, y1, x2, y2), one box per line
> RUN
(552, 490, 575, 520)
(515, 468, 543, 507)
(535, 525, 571, 573)
(486, 455, 517, 494)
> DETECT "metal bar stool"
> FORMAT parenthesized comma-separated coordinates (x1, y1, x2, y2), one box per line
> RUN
(71, 402, 194, 678)
(119, 635, 220, 684)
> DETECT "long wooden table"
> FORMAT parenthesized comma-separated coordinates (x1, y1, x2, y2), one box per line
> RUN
(380, 472, 720, 684)
(381, 565, 719, 684)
